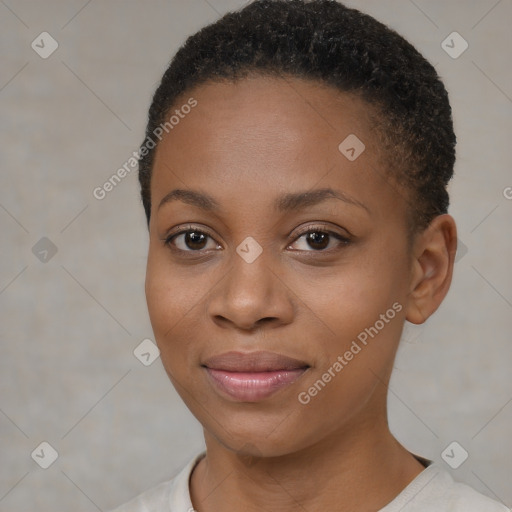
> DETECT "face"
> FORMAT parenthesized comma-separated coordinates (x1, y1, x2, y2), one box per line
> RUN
(145, 76, 415, 457)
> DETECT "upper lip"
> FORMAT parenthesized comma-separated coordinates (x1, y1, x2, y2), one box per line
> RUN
(202, 351, 310, 372)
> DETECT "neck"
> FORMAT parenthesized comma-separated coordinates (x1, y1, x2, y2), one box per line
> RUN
(190, 410, 425, 512)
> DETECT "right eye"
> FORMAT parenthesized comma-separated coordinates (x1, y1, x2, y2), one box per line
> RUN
(165, 226, 221, 253)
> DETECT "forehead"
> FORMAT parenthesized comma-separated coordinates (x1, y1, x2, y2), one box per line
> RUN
(150, 76, 406, 224)
(167, 75, 373, 146)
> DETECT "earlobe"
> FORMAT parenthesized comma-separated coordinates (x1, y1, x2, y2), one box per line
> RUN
(405, 214, 458, 325)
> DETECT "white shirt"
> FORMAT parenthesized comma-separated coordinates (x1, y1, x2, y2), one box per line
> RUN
(109, 452, 509, 512)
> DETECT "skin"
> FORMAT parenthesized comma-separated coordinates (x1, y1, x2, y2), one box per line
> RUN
(145, 75, 457, 512)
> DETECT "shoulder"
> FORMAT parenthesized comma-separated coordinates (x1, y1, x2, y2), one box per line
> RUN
(108, 479, 172, 512)
(107, 452, 205, 512)
(381, 463, 509, 512)
(436, 472, 509, 512)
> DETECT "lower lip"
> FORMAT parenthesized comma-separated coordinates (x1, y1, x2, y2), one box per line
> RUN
(205, 368, 307, 402)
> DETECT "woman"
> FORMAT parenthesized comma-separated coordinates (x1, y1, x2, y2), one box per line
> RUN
(110, 1, 508, 510)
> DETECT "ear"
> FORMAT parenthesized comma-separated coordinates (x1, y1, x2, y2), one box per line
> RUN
(405, 214, 458, 324)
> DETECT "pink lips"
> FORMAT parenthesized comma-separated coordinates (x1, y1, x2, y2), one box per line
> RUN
(203, 351, 309, 402)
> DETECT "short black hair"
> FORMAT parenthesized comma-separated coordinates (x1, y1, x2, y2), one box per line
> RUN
(138, 0, 456, 233)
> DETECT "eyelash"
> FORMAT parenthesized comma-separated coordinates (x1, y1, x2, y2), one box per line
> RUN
(163, 223, 351, 255)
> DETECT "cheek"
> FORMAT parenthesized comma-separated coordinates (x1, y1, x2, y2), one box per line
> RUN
(144, 249, 200, 359)
(293, 241, 409, 387)
(302, 247, 407, 337)
(145, 254, 174, 336)
(289, 260, 406, 437)
(144, 248, 220, 415)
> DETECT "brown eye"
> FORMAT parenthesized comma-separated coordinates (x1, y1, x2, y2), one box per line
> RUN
(289, 226, 351, 252)
(166, 229, 219, 252)
(305, 231, 330, 250)
(182, 231, 208, 250)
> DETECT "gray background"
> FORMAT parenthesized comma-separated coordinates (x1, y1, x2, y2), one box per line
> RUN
(1, 0, 511, 510)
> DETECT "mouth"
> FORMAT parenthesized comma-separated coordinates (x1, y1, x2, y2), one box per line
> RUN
(202, 351, 310, 402)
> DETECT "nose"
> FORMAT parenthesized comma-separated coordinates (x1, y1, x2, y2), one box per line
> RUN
(207, 249, 295, 332)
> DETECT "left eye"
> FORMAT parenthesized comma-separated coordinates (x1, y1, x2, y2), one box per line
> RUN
(289, 229, 350, 252)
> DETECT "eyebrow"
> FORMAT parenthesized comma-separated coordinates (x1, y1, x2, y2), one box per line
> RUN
(157, 187, 370, 214)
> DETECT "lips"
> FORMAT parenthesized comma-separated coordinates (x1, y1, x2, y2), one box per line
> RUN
(202, 351, 310, 402)
(203, 351, 309, 372)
